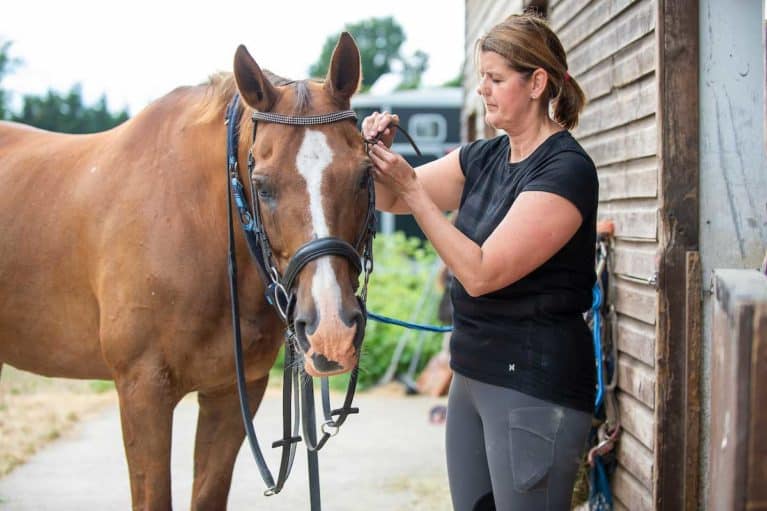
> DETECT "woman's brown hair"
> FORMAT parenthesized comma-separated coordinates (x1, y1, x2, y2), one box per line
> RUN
(476, 13, 586, 130)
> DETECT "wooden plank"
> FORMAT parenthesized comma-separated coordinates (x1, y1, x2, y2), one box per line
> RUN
(580, 115, 657, 167)
(748, 304, 767, 510)
(616, 314, 656, 367)
(613, 499, 630, 511)
(616, 429, 654, 489)
(683, 252, 702, 511)
(613, 466, 653, 511)
(598, 208, 657, 241)
(465, 0, 518, 49)
(709, 271, 767, 510)
(556, 0, 637, 53)
(709, 275, 755, 510)
(568, 0, 655, 76)
(577, 74, 657, 138)
(549, 0, 592, 31)
(579, 33, 656, 103)
(654, 0, 700, 509)
(617, 353, 655, 407)
(613, 277, 657, 325)
(597, 198, 658, 241)
(617, 390, 654, 449)
(612, 238, 657, 281)
(598, 157, 658, 202)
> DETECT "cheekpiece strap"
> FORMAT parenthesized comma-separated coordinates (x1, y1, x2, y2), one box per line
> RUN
(252, 110, 357, 126)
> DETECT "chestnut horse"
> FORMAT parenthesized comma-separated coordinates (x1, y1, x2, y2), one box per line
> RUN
(0, 33, 370, 510)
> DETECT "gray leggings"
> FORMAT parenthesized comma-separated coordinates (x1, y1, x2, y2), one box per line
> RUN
(446, 373, 592, 510)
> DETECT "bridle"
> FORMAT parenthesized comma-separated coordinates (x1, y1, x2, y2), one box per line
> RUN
(224, 93, 375, 505)
(228, 98, 376, 322)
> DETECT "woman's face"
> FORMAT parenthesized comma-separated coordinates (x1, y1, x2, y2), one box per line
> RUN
(476, 51, 534, 131)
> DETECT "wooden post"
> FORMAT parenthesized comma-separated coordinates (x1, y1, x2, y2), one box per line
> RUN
(655, 0, 700, 509)
(748, 304, 767, 509)
(709, 270, 767, 510)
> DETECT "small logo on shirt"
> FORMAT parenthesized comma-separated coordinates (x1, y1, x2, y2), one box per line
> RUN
(508, 363, 516, 373)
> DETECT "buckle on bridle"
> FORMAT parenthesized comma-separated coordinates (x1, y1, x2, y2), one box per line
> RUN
(320, 421, 340, 437)
(266, 270, 291, 321)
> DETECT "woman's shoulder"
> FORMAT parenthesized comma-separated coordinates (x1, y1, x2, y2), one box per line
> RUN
(549, 131, 596, 171)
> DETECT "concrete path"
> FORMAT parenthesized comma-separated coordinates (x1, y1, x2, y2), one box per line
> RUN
(0, 389, 450, 510)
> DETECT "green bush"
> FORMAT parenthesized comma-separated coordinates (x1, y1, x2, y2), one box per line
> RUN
(354, 232, 446, 390)
(271, 232, 449, 391)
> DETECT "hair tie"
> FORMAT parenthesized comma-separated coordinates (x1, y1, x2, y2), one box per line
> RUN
(564, 71, 571, 82)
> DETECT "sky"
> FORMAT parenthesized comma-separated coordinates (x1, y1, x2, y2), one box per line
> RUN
(1, 1, 465, 115)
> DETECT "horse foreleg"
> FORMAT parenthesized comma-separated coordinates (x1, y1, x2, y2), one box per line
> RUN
(191, 376, 269, 511)
(115, 368, 180, 511)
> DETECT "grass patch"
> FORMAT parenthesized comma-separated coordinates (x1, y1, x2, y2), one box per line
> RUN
(89, 380, 115, 393)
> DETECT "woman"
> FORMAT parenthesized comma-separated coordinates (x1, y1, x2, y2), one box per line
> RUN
(363, 13, 598, 511)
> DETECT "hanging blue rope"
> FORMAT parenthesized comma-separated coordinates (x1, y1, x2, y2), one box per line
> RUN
(589, 456, 614, 511)
(592, 282, 605, 410)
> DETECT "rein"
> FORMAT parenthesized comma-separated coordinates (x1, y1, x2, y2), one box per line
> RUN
(225, 94, 374, 505)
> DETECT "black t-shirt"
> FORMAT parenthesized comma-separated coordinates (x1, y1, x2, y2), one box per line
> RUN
(450, 131, 598, 412)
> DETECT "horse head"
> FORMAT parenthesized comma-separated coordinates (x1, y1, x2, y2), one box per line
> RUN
(233, 33, 371, 377)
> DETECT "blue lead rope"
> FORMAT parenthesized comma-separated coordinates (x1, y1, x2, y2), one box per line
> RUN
(592, 283, 605, 411)
(366, 311, 453, 333)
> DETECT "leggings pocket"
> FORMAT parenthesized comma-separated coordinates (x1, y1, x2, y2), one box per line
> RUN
(508, 406, 563, 492)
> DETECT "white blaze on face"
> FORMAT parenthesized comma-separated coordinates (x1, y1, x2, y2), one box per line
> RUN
(295, 130, 343, 317)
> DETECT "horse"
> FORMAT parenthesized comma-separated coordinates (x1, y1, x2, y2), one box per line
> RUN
(0, 32, 371, 510)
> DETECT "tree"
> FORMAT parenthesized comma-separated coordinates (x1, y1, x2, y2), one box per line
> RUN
(1, 37, 128, 132)
(397, 50, 429, 91)
(12, 84, 129, 134)
(0, 39, 20, 119)
(308, 17, 428, 91)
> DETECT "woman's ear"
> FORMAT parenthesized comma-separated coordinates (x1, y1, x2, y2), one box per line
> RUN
(530, 68, 549, 100)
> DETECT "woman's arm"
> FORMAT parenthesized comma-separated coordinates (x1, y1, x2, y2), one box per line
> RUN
(368, 143, 583, 297)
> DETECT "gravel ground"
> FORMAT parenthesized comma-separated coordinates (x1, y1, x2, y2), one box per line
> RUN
(0, 384, 451, 511)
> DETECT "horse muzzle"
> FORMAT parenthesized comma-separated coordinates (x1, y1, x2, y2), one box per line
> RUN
(293, 303, 365, 376)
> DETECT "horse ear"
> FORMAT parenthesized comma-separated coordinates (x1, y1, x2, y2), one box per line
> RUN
(324, 32, 361, 102)
(233, 45, 278, 111)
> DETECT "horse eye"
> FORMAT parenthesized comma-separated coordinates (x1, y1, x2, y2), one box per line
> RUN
(252, 174, 277, 201)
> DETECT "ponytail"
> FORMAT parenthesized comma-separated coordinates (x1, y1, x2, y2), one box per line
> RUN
(552, 72, 586, 130)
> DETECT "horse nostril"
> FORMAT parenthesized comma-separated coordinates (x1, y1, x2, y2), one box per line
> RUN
(293, 319, 312, 353)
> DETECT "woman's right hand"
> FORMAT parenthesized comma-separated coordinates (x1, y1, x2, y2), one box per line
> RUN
(361, 111, 399, 148)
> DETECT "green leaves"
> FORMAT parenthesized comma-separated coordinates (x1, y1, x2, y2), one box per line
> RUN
(11, 85, 129, 133)
(307, 17, 429, 93)
(340, 232, 447, 391)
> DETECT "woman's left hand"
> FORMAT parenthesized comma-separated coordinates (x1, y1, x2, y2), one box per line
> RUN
(368, 141, 420, 201)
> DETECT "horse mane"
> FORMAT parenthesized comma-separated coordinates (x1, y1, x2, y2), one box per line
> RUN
(196, 71, 314, 124)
